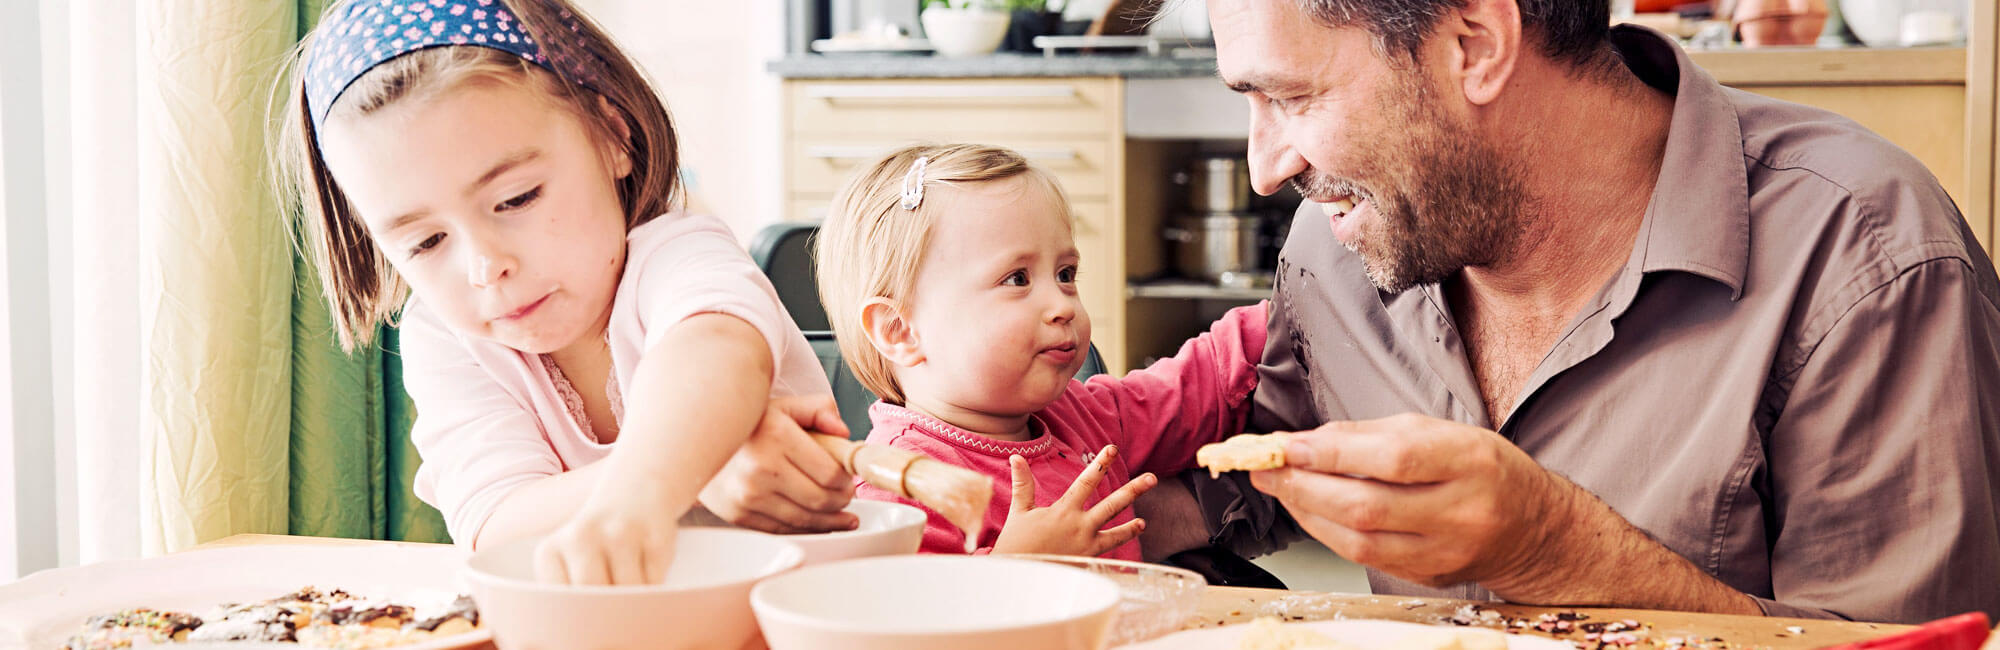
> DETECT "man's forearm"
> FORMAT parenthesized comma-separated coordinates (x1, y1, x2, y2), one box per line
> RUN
(1486, 474, 1761, 615)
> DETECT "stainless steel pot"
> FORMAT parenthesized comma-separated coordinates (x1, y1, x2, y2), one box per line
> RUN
(1175, 156, 1252, 213)
(1164, 213, 1263, 282)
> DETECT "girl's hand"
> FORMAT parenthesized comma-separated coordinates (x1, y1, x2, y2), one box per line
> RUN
(534, 470, 682, 585)
(990, 445, 1158, 557)
(698, 395, 860, 534)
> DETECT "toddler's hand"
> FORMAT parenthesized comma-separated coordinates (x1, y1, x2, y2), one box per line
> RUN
(535, 474, 681, 585)
(990, 445, 1157, 557)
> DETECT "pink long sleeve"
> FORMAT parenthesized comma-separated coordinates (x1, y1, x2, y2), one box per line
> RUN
(1054, 301, 1268, 478)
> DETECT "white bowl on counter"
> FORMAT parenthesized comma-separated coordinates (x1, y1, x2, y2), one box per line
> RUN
(462, 528, 802, 650)
(921, 8, 1011, 58)
(751, 555, 1121, 650)
(683, 499, 927, 566)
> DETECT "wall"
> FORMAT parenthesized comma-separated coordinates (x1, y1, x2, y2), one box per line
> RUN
(574, 1, 788, 244)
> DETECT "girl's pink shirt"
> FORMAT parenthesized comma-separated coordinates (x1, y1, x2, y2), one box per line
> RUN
(401, 212, 833, 545)
(854, 302, 1268, 560)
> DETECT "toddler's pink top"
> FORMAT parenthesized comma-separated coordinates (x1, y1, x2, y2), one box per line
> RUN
(402, 212, 833, 545)
(855, 302, 1268, 560)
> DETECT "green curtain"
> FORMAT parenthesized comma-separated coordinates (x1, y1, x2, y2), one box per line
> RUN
(285, 0, 450, 544)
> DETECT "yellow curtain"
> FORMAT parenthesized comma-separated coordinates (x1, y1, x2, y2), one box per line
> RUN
(138, 0, 298, 554)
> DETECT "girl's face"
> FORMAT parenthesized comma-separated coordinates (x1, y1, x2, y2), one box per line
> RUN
(320, 78, 632, 356)
(896, 176, 1091, 421)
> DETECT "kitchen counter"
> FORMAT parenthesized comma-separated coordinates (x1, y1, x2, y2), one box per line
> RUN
(769, 45, 1965, 84)
(768, 51, 1216, 79)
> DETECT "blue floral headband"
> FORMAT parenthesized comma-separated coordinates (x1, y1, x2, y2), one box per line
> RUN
(304, 0, 575, 131)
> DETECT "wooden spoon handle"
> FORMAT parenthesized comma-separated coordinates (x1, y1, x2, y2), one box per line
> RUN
(809, 434, 921, 497)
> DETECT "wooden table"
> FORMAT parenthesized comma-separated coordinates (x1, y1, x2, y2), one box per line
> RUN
(1193, 587, 1918, 648)
(198, 534, 1970, 649)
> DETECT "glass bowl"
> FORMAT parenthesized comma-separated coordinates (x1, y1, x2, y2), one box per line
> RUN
(1002, 554, 1208, 645)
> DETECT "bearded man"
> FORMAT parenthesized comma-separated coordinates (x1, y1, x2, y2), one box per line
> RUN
(1198, 0, 2000, 623)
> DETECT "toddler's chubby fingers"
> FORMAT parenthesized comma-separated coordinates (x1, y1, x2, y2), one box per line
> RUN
(1056, 445, 1118, 509)
(1087, 472, 1157, 524)
(1007, 455, 1036, 515)
(1091, 517, 1146, 557)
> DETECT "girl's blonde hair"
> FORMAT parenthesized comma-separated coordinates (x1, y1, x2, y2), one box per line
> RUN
(273, 0, 680, 351)
(814, 144, 1072, 405)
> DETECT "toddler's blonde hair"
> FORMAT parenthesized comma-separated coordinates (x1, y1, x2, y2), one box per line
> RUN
(814, 144, 1072, 404)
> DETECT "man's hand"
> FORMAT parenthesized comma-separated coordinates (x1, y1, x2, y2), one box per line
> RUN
(698, 395, 859, 534)
(1250, 413, 1559, 587)
(991, 445, 1157, 557)
(1252, 413, 1757, 613)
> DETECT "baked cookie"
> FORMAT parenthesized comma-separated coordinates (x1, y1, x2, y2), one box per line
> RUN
(62, 609, 203, 649)
(64, 587, 481, 649)
(1197, 433, 1291, 478)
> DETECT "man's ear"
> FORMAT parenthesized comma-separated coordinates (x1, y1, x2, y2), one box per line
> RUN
(596, 95, 634, 179)
(1443, 0, 1522, 107)
(861, 297, 923, 367)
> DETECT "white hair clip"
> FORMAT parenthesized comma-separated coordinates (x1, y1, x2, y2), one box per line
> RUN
(899, 156, 930, 211)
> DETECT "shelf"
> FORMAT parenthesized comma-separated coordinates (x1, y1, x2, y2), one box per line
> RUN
(1686, 46, 1966, 85)
(1127, 278, 1270, 301)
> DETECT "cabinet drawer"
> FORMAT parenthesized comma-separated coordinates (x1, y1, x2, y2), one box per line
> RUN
(788, 137, 1113, 199)
(1069, 200, 1121, 339)
(788, 78, 1117, 138)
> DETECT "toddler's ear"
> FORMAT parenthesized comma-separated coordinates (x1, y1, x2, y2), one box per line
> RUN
(860, 298, 923, 367)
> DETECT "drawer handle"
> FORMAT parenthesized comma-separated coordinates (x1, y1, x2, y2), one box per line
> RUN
(805, 145, 1079, 162)
(803, 84, 1078, 101)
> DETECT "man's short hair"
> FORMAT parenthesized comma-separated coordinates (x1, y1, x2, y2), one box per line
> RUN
(1299, 0, 1611, 67)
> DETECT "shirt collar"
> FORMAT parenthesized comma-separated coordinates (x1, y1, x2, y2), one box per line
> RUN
(867, 401, 1057, 457)
(1613, 25, 1752, 300)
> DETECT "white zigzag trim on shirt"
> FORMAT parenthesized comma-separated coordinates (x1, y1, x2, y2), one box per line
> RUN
(898, 408, 1055, 457)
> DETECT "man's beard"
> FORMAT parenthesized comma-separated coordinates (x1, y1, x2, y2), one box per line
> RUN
(1290, 70, 1529, 293)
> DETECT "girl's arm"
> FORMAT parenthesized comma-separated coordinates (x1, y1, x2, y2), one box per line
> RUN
(474, 384, 857, 551)
(536, 312, 773, 585)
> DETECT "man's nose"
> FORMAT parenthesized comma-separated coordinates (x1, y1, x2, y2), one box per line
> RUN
(1248, 106, 1306, 196)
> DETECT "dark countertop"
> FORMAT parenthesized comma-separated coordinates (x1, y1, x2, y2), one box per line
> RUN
(767, 52, 1218, 79)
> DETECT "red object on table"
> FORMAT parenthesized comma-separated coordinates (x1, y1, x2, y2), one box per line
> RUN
(1818, 613, 1990, 650)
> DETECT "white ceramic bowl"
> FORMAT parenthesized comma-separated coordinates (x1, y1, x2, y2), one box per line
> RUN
(751, 555, 1121, 650)
(463, 528, 802, 650)
(684, 500, 926, 566)
(921, 8, 1011, 58)
(1003, 554, 1207, 645)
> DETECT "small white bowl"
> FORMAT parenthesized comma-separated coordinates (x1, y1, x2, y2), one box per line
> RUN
(1002, 554, 1207, 645)
(463, 528, 802, 650)
(921, 8, 1011, 58)
(751, 555, 1120, 650)
(684, 499, 926, 566)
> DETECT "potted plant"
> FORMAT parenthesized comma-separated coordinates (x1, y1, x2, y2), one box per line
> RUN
(921, 0, 1014, 58)
(1001, 0, 1064, 52)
